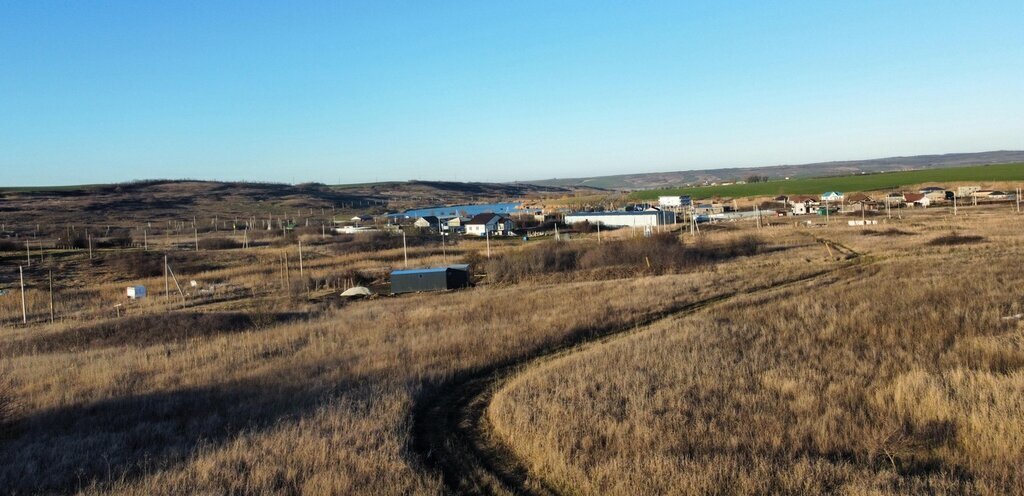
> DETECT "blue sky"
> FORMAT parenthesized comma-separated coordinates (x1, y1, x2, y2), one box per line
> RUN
(2, 1, 1022, 186)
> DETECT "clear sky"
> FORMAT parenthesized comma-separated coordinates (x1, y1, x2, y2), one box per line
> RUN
(2, 1, 1022, 186)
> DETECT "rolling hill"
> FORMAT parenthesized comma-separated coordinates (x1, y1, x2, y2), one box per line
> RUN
(528, 150, 1024, 191)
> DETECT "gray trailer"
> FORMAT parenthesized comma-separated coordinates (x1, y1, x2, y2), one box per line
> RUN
(390, 264, 470, 294)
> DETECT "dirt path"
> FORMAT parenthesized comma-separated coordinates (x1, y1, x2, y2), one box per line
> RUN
(411, 250, 864, 495)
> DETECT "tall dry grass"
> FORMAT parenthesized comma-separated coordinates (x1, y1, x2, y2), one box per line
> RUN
(0, 232, 824, 494)
(490, 236, 1024, 494)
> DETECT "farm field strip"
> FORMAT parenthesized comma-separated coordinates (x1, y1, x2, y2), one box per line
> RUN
(632, 162, 1024, 200)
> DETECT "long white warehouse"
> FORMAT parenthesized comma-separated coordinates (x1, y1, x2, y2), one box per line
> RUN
(564, 210, 676, 227)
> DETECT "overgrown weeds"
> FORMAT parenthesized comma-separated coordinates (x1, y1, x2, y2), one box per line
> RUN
(862, 228, 914, 237)
(487, 233, 765, 283)
(197, 237, 242, 250)
(0, 311, 300, 356)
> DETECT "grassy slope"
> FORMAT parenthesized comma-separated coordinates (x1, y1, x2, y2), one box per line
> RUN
(631, 162, 1024, 200)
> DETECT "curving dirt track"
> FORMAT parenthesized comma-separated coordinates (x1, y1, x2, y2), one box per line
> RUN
(411, 249, 864, 495)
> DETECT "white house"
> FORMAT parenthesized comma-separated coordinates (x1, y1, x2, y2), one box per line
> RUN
(788, 196, 820, 215)
(903, 193, 931, 207)
(821, 191, 844, 202)
(564, 210, 676, 227)
(465, 213, 514, 236)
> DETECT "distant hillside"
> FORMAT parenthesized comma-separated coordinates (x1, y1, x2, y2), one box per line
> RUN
(528, 151, 1024, 191)
(0, 179, 582, 225)
(338, 180, 583, 210)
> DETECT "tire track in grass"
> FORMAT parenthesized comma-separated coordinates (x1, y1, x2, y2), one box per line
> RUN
(411, 244, 864, 495)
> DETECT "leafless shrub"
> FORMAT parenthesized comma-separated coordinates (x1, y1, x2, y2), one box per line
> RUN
(487, 233, 765, 283)
(1, 312, 297, 356)
(326, 232, 435, 255)
(862, 228, 913, 236)
(0, 240, 22, 252)
(104, 251, 218, 279)
(197, 237, 242, 250)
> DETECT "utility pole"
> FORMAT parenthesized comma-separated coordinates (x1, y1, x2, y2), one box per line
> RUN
(144, 229, 148, 251)
(164, 254, 169, 300)
(48, 269, 54, 324)
(298, 239, 304, 282)
(953, 195, 958, 216)
(439, 220, 446, 263)
(26, 242, 30, 267)
(485, 228, 491, 259)
(20, 265, 27, 324)
(597, 221, 601, 243)
(285, 253, 291, 290)
(402, 229, 408, 268)
(88, 233, 93, 259)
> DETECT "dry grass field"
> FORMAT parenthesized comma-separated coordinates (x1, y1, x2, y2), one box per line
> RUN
(0, 198, 834, 494)
(491, 208, 1024, 495)
(1, 188, 1022, 494)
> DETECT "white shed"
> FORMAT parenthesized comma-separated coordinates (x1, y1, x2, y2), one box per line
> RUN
(126, 285, 147, 299)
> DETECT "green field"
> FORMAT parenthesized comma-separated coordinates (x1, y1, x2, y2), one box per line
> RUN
(631, 162, 1024, 200)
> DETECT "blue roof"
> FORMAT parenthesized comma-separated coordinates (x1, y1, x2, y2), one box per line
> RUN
(391, 264, 469, 276)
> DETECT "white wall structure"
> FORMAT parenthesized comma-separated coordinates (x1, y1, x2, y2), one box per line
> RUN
(658, 196, 690, 208)
(564, 211, 676, 227)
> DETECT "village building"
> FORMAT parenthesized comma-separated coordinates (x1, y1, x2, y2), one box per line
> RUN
(444, 216, 469, 232)
(882, 192, 906, 206)
(787, 195, 820, 215)
(692, 203, 724, 215)
(413, 216, 442, 230)
(821, 191, 844, 203)
(465, 213, 514, 236)
(658, 195, 692, 208)
(842, 193, 877, 213)
(903, 193, 931, 207)
(564, 210, 676, 227)
(974, 190, 1008, 200)
(957, 185, 981, 198)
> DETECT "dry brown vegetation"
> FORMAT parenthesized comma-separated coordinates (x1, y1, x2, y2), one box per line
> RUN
(0, 220, 829, 493)
(491, 210, 1024, 495)
(486, 233, 765, 283)
(2, 191, 1023, 494)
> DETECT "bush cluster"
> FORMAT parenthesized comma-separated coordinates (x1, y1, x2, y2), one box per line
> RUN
(487, 233, 764, 283)
(198, 237, 242, 250)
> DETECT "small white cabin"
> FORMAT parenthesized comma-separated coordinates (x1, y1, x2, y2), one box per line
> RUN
(126, 285, 147, 299)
